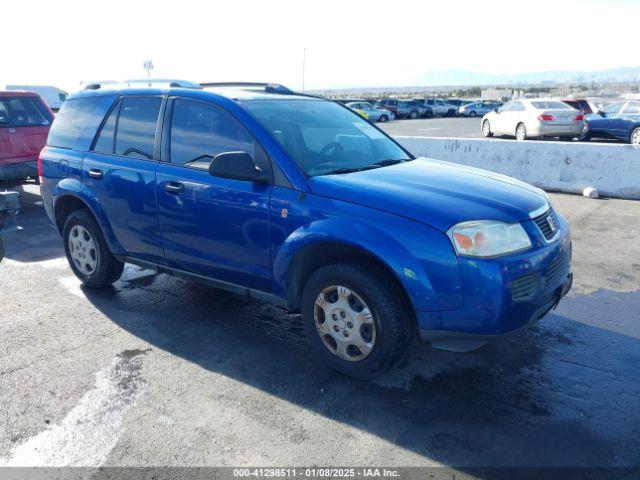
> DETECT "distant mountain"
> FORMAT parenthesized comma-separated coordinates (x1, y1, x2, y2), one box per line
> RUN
(412, 66, 640, 87)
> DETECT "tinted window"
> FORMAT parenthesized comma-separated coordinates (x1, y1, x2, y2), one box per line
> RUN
(93, 101, 120, 154)
(170, 99, 266, 170)
(47, 97, 104, 149)
(114, 97, 162, 159)
(0, 96, 52, 128)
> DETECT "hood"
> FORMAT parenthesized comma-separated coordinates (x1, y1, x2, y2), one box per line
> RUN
(308, 158, 548, 232)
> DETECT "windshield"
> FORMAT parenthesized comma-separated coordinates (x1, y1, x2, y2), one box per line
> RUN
(240, 99, 411, 177)
(0, 96, 52, 128)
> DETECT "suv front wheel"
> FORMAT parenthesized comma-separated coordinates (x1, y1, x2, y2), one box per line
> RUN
(63, 209, 124, 287)
(301, 263, 412, 379)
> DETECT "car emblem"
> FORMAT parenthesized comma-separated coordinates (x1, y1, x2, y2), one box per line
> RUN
(547, 215, 557, 233)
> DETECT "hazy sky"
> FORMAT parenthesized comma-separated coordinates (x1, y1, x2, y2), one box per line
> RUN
(2, 0, 637, 92)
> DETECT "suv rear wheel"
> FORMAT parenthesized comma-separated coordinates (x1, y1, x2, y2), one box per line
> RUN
(409, 110, 419, 119)
(63, 210, 124, 287)
(301, 263, 412, 379)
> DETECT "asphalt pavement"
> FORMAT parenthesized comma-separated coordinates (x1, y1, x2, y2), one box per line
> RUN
(1, 185, 639, 472)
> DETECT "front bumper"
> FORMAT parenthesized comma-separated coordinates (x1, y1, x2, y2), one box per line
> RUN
(417, 214, 573, 348)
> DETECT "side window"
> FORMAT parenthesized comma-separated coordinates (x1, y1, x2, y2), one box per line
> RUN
(93, 101, 120, 154)
(170, 99, 268, 172)
(114, 97, 162, 160)
(47, 97, 104, 149)
(622, 102, 640, 114)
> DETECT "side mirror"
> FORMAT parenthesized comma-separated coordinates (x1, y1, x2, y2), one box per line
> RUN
(597, 110, 606, 117)
(493, 108, 499, 113)
(209, 151, 269, 184)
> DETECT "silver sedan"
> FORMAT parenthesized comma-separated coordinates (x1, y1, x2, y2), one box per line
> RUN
(481, 99, 584, 140)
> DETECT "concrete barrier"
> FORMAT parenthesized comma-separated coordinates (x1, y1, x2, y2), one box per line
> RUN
(395, 136, 640, 200)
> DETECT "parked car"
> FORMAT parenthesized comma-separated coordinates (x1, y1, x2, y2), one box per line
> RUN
(580, 100, 640, 145)
(562, 98, 593, 115)
(458, 102, 498, 117)
(40, 83, 572, 378)
(346, 102, 394, 122)
(422, 98, 458, 117)
(0, 91, 54, 183)
(407, 100, 433, 118)
(481, 99, 584, 141)
(376, 99, 421, 119)
(4, 85, 68, 112)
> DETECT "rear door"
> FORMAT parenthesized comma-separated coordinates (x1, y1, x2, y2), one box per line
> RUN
(156, 97, 273, 291)
(83, 95, 165, 264)
(589, 102, 625, 137)
(0, 95, 52, 165)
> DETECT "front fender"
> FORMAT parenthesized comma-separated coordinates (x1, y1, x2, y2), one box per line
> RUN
(52, 179, 125, 255)
(273, 217, 447, 315)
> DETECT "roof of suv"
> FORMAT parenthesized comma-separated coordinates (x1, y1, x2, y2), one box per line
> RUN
(69, 86, 318, 103)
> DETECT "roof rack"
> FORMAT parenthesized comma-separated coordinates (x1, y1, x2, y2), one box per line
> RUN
(200, 82, 294, 94)
(82, 79, 202, 91)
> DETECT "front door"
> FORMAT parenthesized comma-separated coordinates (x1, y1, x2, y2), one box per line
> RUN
(156, 98, 273, 291)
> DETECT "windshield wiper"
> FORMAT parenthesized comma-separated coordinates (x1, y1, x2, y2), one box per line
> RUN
(323, 159, 408, 176)
(369, 159, 407, 167)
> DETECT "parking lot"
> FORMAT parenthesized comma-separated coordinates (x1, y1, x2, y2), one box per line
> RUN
(378, 117, 621, 143)
(1, 185, 639, 471)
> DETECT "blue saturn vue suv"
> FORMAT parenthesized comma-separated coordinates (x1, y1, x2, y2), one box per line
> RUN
(39, 82, 572, 378)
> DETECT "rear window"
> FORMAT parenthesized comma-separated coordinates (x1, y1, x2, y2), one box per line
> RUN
(47, 97, 109, 150)
(0, 96, 53, 128)
(531, 101, 571, 110)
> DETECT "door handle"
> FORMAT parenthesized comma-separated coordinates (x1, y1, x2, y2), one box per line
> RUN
(88, 168, 104, 179)
(164, 181, 185, 194)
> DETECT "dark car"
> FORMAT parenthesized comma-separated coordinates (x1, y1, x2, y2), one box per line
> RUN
(562, 98, 593, 115)
(40, 82, 571, 378)
(581, 100, 640, 144)
(376, 99, 421, 119)
(0, 91, 54, 183)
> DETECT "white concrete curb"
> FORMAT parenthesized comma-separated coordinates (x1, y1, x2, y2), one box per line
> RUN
(395, 136, 640, 200)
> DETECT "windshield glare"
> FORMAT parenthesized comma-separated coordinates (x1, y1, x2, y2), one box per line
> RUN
(240, 99, 411, 177)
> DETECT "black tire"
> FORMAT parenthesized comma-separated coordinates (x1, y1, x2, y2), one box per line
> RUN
(379, 114, 389, 123)
(425, 110, 434, 118)
(482, 120, 493, 137)
(409, 110, 418, 120)
(630, 127, 640, 146)
(301, 263, 413, 379)
(469, 111, 477, 118)
(63, 209, 124, 287)
(447, 109, 456, 117)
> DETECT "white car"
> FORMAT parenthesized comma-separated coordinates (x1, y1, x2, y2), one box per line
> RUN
(481, 99, 584, 141)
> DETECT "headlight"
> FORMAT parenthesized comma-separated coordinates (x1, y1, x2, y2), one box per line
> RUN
(448, 220, 532, 258)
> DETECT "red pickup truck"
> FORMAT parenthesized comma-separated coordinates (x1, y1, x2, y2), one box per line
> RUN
(0, 91, 54, 183)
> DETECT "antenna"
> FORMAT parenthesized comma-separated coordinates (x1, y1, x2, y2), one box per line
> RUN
(302, 48, 306, 93)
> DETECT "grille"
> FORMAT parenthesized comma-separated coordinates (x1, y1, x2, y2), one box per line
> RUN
(533, 210, 559, 241)
(544, 249, 571, 289)
(511, 273, 538, 301)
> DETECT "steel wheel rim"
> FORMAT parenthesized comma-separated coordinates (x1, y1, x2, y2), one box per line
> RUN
(68, 225, 98, 276)
(632, 129, 640, 145)
(313, 285, 376, 362)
